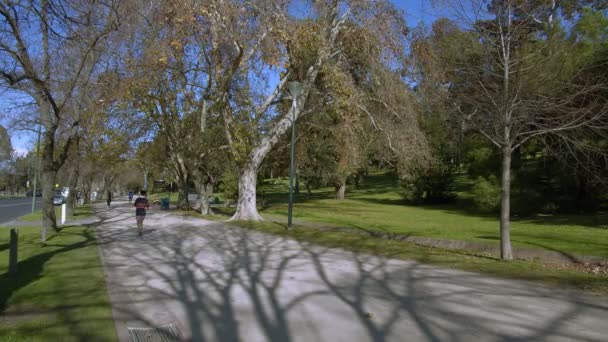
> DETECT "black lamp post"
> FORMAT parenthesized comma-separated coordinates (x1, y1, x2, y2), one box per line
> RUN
(287, 81, 302, 229)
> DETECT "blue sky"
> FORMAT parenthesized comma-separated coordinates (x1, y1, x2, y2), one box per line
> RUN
(0, 89, 35, 155)
(2, 0, 450, 155)
(394, 0, 452, 25)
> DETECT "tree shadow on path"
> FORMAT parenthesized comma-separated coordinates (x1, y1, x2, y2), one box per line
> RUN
(95, 208, 608, 342)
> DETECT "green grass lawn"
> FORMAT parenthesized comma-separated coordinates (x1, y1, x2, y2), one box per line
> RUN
(183, 208, 608, 294)
(256, 173, 608, 258)
(0, 195, 25, 200)
(230, 219, 608, 294)
(148, 192, 179, 202)
(203, 173, 607, 259)
(176, 172, 608, 293)
(178, 207, 608, 293)
(0, 224, 115, 341)
(18, 205, 92, 222)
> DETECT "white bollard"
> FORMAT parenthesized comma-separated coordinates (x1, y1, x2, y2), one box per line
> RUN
(61, 203, 66, 225)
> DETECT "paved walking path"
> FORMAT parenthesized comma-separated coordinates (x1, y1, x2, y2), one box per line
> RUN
(94, 202, 608, 342)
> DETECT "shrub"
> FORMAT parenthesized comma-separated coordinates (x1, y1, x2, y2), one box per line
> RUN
(465, 146, 500, 179)
(401, 166, 455, 204)
(218, 170, 239, 202)
(471, 176, 500, 213)
(512, 188, 544, 215)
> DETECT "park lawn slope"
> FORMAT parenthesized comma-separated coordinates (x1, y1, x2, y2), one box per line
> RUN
(0, 224, 116, 341)
(177, 209, 608, 293)
(231, 220, 608, 294)
(260, 174, 608, 258)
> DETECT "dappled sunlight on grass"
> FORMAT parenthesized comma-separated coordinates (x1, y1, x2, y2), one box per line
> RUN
(231, 220, 608, 294)
(0, 224, 115, 341)
(17, 205, 92, 222)
(259, 173, 608, 258)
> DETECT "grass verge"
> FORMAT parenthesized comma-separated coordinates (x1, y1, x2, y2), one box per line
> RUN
(18, 205, 92, 222)
(230, 219, 608, 295)
(0, 196, 25, 200)
(0, 224, 116, 341)
(148, 192, 180, 203)
(259, 174, 608, 258)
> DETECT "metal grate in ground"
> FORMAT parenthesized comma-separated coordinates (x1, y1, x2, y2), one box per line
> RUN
(127, 323, 181, 342)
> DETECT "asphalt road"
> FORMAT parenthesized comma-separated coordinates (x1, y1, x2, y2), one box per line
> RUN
(0, 197, 41, 225)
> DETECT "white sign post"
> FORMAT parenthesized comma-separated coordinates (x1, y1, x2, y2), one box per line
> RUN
(61, 203, 66, 225)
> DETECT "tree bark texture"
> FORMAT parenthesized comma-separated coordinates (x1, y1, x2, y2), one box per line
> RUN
(500, 145, 513, 260)
(102, 175, 114, 201)
(199, 182, 214, 215)
(172, 153, 190, 210)
(336, 181, 346, 200)
(295, 170, 300, 194)
(229, 75, 317, 221)
(83, 179, 92, 205)
(40, 110, 58, 240)
(177, 181, 190, 210)
(66, 160, 79, 216)
(228, 6, 344, 221)
(41, 167, 57, 242)
(230, 164, 263, 221)
(229, 102, 307, 221)
(499, 3, 513, 261)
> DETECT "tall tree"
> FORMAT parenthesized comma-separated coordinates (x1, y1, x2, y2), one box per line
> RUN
(0, 125, 15, 193)
(0, 125, 12, 167)
(221, 0, 421, 221)
(433, 0, 608, 259)
(0, 0, 121, 241)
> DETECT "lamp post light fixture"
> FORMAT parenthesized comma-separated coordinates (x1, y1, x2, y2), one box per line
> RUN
(287, 81, 303, 229)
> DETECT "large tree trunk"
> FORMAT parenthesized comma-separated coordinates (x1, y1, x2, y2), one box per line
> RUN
(39, 116, 59, 241)
(66, 164, 79, 216)
(199, 182, 214, 215)
(335, 180, 346, 200)
(102, 175, 113, 200)
(229, 84, 312, 221)
(40, 168, 57, 242)
(227, 6, 345, 221)
(169, 151, 190, 210)
(177, 180, 190, 210)
(83, 178, 92, 204)
(230, 164, 263, 221)
(500, 145, 513, 260)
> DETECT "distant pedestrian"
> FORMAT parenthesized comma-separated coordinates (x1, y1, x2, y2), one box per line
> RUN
(107, 191, 112, 208)
(134, 190, 150, 237)
(128, 191, 134, 204)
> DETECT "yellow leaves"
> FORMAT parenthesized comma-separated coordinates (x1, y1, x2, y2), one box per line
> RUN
(169, 39, 183, 51)
(290, 22, 324, 60)
(319, 63, 356, 101)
